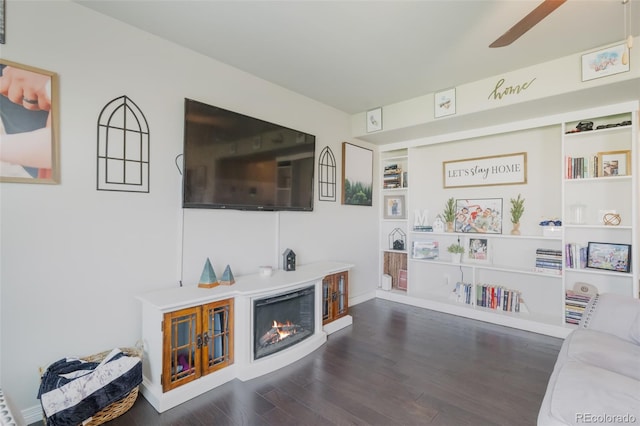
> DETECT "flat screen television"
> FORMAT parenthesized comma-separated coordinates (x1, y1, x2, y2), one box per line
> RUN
(182, 99, 316, 211)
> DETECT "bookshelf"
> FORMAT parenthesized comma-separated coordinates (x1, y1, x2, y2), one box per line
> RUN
(376, 102, 638, 338)
(380, 150, 409, 291)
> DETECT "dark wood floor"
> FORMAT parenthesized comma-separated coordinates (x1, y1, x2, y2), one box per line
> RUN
(34, 298, 563, 425)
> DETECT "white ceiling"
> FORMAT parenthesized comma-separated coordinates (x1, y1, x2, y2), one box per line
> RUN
(77, 0, 639, 115)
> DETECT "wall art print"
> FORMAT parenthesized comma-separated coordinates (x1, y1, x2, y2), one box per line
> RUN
(455, 198, 503, 234)
(97, 95, 150, 192)
(581, 43, 630, 82)
(0, 59, 59, 183)
(342, 142, 372, 206)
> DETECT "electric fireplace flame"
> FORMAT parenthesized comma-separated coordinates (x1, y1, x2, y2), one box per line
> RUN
(260, 320, 303, 346)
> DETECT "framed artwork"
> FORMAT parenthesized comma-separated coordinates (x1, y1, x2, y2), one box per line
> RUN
(455, 198, 503, 234)
(342, 142, 373, 206)
(466, 237, 491, 264)
(586, 242, 631, 273)
(443, 152, 527, 188)
(434, 88, 456, 118)
(598, 150, 630, 177)
(383, 195, 406, 219)
(366, 107, 382, 133)
(412, 240, 439, 260)
(0, 59, 59, 183)
(0, 0, 5, 44)
(581, 43, 630, 82)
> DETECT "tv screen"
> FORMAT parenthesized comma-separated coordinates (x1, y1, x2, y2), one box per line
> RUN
(182, 99, 316, 211)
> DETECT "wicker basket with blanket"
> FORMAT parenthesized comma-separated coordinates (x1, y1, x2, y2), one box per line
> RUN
(38, 346, 143, 426)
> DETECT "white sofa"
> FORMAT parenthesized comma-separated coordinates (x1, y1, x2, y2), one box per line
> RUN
(538, 293, 640, 425)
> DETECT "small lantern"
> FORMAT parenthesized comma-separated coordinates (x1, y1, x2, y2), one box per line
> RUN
(389, 228, 406, 251)
(283, 248, 296, 271)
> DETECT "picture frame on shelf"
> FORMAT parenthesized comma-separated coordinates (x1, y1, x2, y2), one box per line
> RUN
(0, 59, 60, 183)
(465, 237, 491, 264)
(383, 194, 406, 219)
(412, 240, 439, 260)
(455, 198, 503, 234)
(586, 242, 631, 273)
(581, 43, 630, 82)
(397, 269, 408, 290)
(597, 150, 630, 177)
(366, 107, 382, 133)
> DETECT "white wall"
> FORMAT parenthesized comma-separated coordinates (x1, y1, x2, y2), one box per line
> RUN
(0, 1, 379, 420)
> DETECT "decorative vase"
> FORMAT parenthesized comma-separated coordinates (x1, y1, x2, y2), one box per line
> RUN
(511, 222, 521, 235)
(446, 221, 455, 232)
(451, 253, 462, 264)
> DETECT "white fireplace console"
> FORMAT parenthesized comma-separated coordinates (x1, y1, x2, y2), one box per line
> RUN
(137, 261, 353, 413)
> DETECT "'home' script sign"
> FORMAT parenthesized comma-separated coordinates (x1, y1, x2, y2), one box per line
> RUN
(443, 152, 527, 188)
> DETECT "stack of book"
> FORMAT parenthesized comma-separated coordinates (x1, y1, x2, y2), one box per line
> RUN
(565, 243, 587, 269)
(535, 248, 563, 274)
(565, 290, 592, 325)
(476, 284, 524, 312)
(383, 164, 403, 189)
(565, 155, 598, 179)
(453, 282, 473, 305)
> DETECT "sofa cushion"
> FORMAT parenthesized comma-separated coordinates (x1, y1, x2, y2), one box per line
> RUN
(579, 293, 640, 344)
(548, 360, 640, 425)
(565, 329, 640, 381)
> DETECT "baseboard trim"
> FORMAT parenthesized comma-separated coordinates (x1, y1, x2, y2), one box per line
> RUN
(22, 404, 42, 425)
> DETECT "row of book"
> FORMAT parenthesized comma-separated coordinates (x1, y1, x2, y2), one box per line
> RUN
(534, 248, 562, 275)
(383, 164, 407, 189)
(565, 243, 587, 269)
(452, 282, 525, 313)
(565, 290, 592, 325)
(565, 155, 599, 179)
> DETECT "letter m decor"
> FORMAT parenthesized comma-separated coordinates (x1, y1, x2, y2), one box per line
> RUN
(97, 95, 150, 192)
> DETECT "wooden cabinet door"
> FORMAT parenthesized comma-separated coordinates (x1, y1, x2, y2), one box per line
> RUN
(322, 271, 349, 325)
(333, 271, 349, 321)
(201, 299, 234, 376)
(162, 307, 202, 392)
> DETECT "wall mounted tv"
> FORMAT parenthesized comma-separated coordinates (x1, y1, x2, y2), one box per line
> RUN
(183, 99, 316, 211)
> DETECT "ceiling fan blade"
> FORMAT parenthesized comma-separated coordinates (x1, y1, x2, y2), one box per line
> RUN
(489, 0, 567, 48)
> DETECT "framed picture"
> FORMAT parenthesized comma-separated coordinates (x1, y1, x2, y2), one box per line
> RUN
(586, 242, 631, 273)
(383, 195, 406, 219)
(366, 107, 382, 133)
(443, 152, 527, 188)
(397, 269, 408, 290)
(466, 237, 491, 264)
(455, 198, 503, 234)
(0, 0, 5, 44)
(434, 88, 456, 118)
(581, 43, 630, 82)
(342, 142, 373, 206)
(598, 150, 630, 177)
(412, 240, 439, 260)
(0, 59, 59, 183)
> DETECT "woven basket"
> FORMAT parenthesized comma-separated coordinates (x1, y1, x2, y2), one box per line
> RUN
(41, 346, 142, 426)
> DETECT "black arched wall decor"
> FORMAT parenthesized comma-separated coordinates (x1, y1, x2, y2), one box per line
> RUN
(318, 146, 336, 202)
(97, 95, 150, 192)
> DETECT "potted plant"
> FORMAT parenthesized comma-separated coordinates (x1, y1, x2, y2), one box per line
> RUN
(447, 242, 465, 263)
(509, 194, 525, 235)
(443, 197, 456, 232)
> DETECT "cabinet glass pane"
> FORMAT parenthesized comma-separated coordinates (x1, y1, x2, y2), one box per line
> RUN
(169, 313, 197, 382)
(337, 275, 345, 314)
(205, 304, 232, 367)
(322, 279, 330, 322)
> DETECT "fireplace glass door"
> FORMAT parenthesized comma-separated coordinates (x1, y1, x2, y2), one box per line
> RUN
(253, 285, 315, 360)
